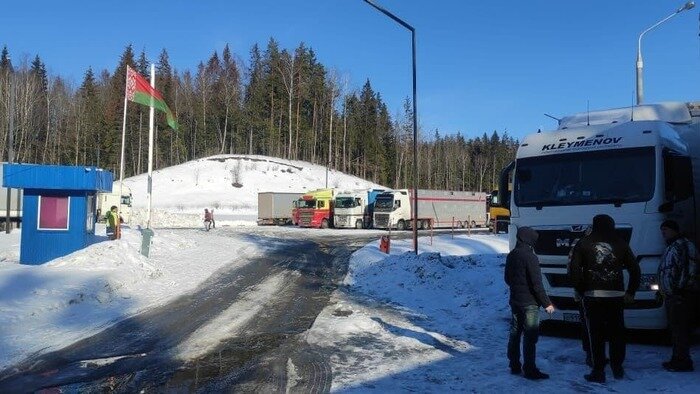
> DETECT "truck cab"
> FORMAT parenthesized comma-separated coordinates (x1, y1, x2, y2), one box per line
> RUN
(374, 190, 411, 230)
(500, 102, 700, 329)
(298, 188, 335, 228)
(334, 188, 385, 229)
(488, 188, 510, 233)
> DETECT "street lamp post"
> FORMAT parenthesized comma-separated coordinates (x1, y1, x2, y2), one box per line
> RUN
(636, 1, 695, 105)
(363, 0, 419, 255)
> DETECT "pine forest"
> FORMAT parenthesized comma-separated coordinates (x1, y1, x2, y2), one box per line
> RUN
(0, 40, 518, 192)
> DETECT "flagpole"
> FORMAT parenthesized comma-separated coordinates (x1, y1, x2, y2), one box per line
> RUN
(147, 64, 155, 229)
(117, 69, 128, 239)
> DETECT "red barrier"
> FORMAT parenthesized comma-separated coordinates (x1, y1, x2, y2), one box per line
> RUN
(379, 235, 391, 254)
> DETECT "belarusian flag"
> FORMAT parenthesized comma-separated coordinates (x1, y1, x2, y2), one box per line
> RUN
(126, 65, 178, 130)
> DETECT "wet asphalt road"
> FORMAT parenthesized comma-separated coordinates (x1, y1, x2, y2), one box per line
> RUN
(0, 229, 380, 393)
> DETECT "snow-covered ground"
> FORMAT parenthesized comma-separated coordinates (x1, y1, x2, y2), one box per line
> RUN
(124, 155, 384, 228)
(307, 234, 700, 392)
(0, 155, 384, 370)
(0, 225, 269, 370)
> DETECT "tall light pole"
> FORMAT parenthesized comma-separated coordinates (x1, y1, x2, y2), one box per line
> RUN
(363, 0, 419, 254)
(636, 1, 695, 105)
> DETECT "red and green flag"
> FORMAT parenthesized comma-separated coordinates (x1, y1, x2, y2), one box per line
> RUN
(126, 65, 178, 130)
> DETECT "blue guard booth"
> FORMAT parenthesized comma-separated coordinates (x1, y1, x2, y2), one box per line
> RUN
(2, 163, 113, 265)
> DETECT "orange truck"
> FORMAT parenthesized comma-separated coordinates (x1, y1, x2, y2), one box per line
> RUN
(297, 188, 335, 228)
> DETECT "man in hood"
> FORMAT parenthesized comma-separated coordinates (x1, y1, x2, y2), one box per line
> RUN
(658, 219, 698, 372)
(569, 214, 640, 383)
(505, 226, 555, 380)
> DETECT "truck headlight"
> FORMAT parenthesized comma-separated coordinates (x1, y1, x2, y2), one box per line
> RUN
(640, 274, 659, 291)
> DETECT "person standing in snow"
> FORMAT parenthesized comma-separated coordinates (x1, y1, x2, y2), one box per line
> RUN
(569, 214, 640, 383)
(105, 205, 119, 240)
(204, 208, 212, 231)
(505, 226, 555, 380)
(658, 219, 698, 372)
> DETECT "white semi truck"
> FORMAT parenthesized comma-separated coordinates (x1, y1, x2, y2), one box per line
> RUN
(499, 102, 700, 329)
(333, 189, 384, 229)
(97, 182, 133, 224)
(373, 189, 488, 230)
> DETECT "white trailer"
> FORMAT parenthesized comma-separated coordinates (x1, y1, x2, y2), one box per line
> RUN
(373, 189, 488, 230)
(97, 182, 132, 223)
(499, 102, 700, 329)
(257, 192, 303, 225)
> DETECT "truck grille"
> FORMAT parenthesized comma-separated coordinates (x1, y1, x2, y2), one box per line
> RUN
(335, 215, 349, 226)
(375, 213, 390, 228)
(534, 227, 632, 256)
(299, 212, 313, 227)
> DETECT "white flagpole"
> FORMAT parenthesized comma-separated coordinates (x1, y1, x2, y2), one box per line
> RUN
(147, 64, 155, 229)
(117, 68, 129, 238)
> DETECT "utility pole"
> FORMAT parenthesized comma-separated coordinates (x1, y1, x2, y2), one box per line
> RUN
(5, 71, 15, 234)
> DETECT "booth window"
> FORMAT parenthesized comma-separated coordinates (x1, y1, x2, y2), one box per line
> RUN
(38, 196, 70, 230)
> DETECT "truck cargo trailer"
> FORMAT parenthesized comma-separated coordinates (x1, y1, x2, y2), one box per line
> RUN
(373, 189, 488, 230)
(257, 192, 303, 225)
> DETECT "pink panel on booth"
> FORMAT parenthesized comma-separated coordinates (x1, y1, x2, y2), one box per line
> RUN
(39, 196, 69, 230)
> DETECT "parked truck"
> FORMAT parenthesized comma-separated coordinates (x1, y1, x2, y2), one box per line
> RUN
(257, 192, 303, 225)
(334, 189, 385, 229)
(498, 101, 700, 329)
(487, 188, 510, 233)
(97, 181, 132, 223)
(373, 189, 488, 230)
(298, 188, 335, 228)
(0, 164, 22, 228)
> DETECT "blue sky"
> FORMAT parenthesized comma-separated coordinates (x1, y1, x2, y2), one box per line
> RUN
(2, 1, 699, 140)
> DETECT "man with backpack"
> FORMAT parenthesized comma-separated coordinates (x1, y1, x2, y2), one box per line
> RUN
(569, 214, 640, 383)
(658, 219, 699, 372)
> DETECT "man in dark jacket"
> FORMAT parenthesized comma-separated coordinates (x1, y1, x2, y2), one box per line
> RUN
(569, 214, 640, 383)
(505, 227, 555, 380)
(658, 219, 698, 372)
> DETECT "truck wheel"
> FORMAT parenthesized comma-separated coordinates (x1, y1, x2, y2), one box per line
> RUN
(397, 220, 406, 231)
(355, 219, 363, 229)
(321, 219, 329, 229)
(471, 220, 477, 228)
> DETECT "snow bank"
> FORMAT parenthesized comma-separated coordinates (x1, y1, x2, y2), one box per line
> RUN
(0, 225, 264, 370)
(308, 234, 699, 392)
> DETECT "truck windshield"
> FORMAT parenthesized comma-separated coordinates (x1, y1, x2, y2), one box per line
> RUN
(335, 197, 357, 208)
(514, 147, 655, 207)
(375, 196, 394, 210)
(300, 199, 316, 209)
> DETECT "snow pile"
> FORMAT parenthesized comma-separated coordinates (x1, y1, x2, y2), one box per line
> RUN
(124, 155, 384, 228)
(308, 234, 699, 392)
(0, 225, 264, 370)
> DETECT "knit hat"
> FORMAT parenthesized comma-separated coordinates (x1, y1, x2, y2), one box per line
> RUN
(660, 219, 680, 233)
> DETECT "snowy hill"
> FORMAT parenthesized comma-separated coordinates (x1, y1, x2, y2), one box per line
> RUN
(123, 155, 385, 227)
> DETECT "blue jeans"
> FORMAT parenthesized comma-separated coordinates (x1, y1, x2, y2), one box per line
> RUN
(508, 305, 540, 372)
